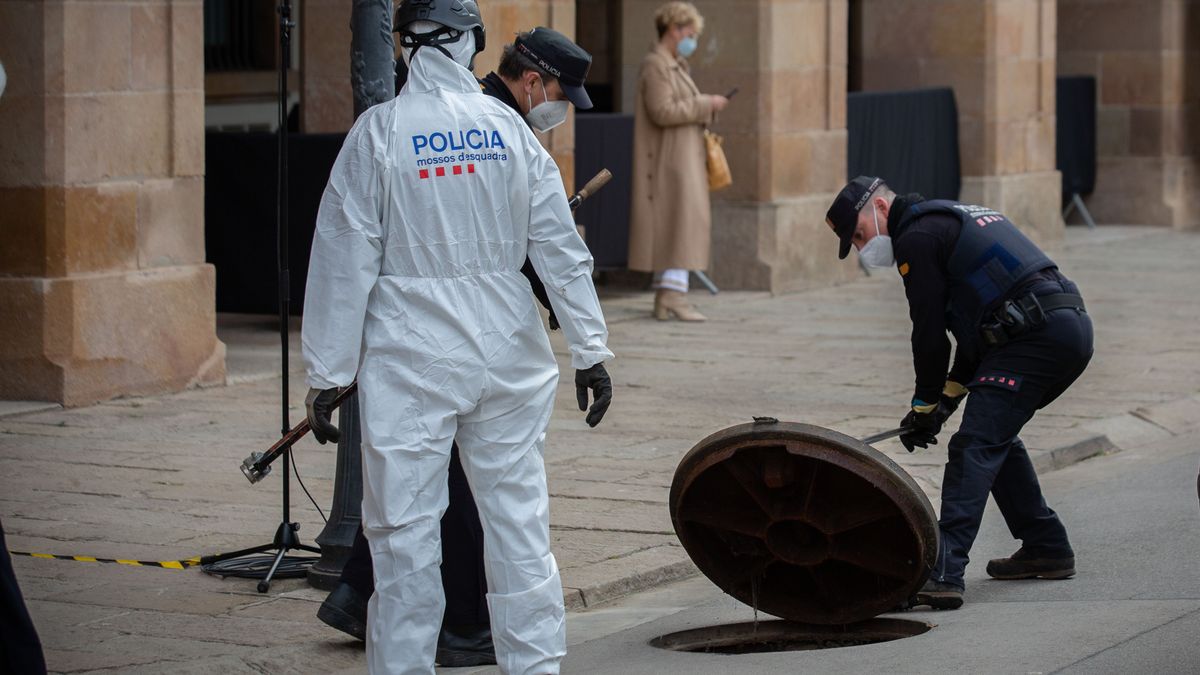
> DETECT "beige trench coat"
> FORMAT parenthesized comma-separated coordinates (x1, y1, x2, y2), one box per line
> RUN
(627, 45, 715, 272)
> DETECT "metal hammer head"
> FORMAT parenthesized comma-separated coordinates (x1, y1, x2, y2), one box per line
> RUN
(240, 452, 272, 484)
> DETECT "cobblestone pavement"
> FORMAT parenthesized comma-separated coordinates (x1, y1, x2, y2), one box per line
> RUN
(3, 226, 1199, 673)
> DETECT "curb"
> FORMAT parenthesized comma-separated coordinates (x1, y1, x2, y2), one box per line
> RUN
(1032, 433, 1121, 473)
(565, 559, 699, 611)
(0, 401, 60, 419)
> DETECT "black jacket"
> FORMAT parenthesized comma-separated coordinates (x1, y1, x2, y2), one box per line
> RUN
(477, 73, 557, 322)
(890, 195, 1064, 404)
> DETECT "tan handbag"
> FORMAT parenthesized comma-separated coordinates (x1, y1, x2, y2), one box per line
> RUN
(704, 129, 732, 191)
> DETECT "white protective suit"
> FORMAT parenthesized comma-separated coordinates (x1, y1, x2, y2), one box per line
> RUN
(301, 41, 612, 675)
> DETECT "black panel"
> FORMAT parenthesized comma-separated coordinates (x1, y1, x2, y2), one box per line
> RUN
(847, 87, 961, 200)
(574, 113, 635, 268)
(1056, 76, 1097, 200)
(204, 132, 345, 314)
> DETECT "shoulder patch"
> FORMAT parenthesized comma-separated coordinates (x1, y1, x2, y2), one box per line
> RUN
(899, 262, 910, 276)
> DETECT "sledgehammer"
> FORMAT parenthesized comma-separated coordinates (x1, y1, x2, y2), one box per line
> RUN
(568, 169, 612, 210)
(240, 383, 358, 483)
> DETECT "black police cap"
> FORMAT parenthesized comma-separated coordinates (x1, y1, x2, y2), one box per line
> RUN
(514, 27, 593, 110)
(826, 176, 884, 259)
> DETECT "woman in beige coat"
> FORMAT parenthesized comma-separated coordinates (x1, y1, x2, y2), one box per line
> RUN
(628, 2, 729, 322)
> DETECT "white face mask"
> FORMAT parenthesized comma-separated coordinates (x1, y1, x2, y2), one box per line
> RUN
(526, 79, 570, 133)
(858, 202, 895, 268)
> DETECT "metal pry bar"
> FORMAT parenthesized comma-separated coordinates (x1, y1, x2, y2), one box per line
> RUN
(860, 426, 913, 445)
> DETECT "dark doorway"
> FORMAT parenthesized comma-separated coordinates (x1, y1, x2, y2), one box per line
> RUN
(576, 0, 621, 113)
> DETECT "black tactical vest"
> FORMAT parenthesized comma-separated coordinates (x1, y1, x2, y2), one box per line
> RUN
(900, 199, 1055, 344)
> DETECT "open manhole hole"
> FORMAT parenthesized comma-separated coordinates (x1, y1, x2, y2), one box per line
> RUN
(650, 618, 932, 655)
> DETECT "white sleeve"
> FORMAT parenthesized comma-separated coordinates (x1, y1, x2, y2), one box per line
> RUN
(524, 138, 614, 370)
(301, 114, 386, 389)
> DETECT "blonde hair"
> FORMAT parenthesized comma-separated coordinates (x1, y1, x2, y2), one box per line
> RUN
(654, 2, 704, 38)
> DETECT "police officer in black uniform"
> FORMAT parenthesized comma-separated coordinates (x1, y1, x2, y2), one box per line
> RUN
(826, 176, 1094, 610)
(315, 13, 596, 666)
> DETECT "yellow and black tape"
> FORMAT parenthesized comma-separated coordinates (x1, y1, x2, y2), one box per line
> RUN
(11, 551, 200, 570)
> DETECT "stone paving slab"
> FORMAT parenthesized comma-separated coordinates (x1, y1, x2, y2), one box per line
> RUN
(3, 226, 1200, 673)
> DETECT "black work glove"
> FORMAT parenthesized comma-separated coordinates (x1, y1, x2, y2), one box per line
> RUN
(305, 387, 341, 444)
(574, 363, 612, 428)
(935, 381, 968, 425)
(899, 405, 945, 453)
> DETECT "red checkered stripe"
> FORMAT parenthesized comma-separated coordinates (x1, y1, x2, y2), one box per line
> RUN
(419, 164, 477, 180)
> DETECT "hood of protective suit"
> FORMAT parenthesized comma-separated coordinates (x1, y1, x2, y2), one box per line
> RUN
(401, 19, 477, 70)
(402, 40, 483, 97)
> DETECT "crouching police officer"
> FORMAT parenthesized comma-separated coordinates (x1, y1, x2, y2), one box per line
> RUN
(826, 177, 1094, 609)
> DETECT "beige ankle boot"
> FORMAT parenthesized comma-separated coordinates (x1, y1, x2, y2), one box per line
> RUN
(654, 289, 707, 322)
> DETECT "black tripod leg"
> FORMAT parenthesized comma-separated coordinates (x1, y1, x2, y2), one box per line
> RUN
(200, 543, 275, 566)
(257, 546, 289, 593)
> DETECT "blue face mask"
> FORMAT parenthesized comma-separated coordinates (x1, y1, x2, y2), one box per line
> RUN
(677, 35, 698, 58)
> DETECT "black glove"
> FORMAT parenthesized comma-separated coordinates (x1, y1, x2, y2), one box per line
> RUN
(899, 405, 945, 453)
(935, 381, 968, 423)
(575, 363, 612, 428)
(305, 387, 341, 444)
(548, 311, 560, 331)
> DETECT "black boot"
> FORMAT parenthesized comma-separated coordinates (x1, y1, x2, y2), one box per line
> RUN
(986, 548, 1075, 580)
(436, 624, 497, 667)
(911, 580, 964, 610)
(317, 582, 369, 641)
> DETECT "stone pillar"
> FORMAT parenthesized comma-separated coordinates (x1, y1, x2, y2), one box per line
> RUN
(301, 0, 354, 132)
(620, 0, 858, 292)
(860, 0, 1063, 247)
(0, 0, 224, 406)
(1058, 0, 1199, 230)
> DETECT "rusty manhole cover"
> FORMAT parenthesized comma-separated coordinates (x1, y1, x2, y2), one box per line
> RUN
(669, 420, 939, 625)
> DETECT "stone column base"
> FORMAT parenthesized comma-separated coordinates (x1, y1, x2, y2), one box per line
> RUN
(711, 194, 863, 293)
(0, 264, 226, 406)
(960, 171, 1065, 250)
(1080, 157, 1200, 230)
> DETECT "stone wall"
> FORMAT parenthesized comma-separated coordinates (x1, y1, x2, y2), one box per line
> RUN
(0, 0, 225, 405)
(1058, 0, 1199, 229)
(858, 0, 1063, 249)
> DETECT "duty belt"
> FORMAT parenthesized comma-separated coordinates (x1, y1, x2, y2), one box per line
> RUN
(980, 292, 1086, 348)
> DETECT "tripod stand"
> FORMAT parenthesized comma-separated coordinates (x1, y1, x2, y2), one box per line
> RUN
(200, 0, 319, 593)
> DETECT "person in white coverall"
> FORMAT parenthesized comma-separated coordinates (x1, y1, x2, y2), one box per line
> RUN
(299, 2, 614, 673)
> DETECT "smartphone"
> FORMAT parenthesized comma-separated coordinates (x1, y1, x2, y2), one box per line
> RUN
(725, 87, 739, 99)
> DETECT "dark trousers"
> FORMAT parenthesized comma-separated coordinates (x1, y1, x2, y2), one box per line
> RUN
(933, 304, 1094, 589)
(340, 443, 489, 628)
(1, 521, 47, 675)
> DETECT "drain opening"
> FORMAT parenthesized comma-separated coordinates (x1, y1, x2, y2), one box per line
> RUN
(649, 618, 931, 655)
